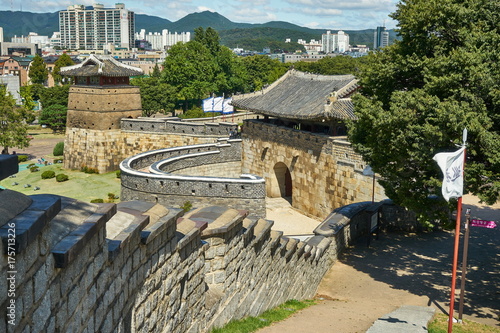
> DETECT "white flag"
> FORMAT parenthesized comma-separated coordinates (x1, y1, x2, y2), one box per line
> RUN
(433, 146, 465, 201)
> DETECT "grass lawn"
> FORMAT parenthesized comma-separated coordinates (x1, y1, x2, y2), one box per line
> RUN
(428, 314, 500, 333)
(0, 163, 121, 203)
(210, 299, 316, 333)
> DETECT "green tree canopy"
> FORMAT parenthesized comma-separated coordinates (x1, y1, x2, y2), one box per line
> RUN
(162, 40, 218, 102)
(52, 53, 75, 85)
(241, 55, 288, 91)
(294, 56, 365, 75)
(348, 0, 500, 223)
(131, 76, 177, 116)
(0, 86, 32, 153)
(29, 54, 49, 85)
(39, 85, 70, 109)
(39, 104, 67, 132)
(162, 27, 253, 111)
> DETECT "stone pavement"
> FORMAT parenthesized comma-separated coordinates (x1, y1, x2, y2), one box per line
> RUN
(366, 306, 436, 333)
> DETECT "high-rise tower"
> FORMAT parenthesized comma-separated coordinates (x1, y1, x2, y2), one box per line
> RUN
(374, 26, 389, 49)
(59, 3, 135, 50)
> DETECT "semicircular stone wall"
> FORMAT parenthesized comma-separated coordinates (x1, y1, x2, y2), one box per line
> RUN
(120, 139, 266, 218)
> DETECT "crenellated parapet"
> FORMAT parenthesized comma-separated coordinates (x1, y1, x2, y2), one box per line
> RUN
(120, 139, 266, 218)
(0, 178, 414, 332)
(121, 118, 238, 137)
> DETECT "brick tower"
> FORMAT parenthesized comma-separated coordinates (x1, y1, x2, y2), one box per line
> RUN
(60, 55, 143, 173)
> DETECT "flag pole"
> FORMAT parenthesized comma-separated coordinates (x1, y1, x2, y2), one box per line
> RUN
(447, 129, 468, 333)
(458, 208, 471, 322)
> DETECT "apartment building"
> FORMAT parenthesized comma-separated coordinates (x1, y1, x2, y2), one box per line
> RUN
(321, 30, 349, 54)
(59, 3, 134, 50)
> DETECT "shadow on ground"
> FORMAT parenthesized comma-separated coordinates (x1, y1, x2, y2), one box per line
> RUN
(341, 205, 499, 325)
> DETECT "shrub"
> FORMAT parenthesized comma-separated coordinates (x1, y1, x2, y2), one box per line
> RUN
(108, 193, 116, 200)
(56, 173, 69, 182)
(53, 142, 64, 156)
(116, 170, 121, 178)
(17, 155, 28, 163)
(90, 199, 104, 203)
(181, 201, 193, 212)
(41, 170, 56, 179)
(30, 166, 39, 172)
(81, 165, 99, 174)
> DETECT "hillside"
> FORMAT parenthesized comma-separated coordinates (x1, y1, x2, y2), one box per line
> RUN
(0, 10, 398, 49)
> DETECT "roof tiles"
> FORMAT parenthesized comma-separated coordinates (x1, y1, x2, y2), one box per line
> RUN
(60, 54, 143, 77)
(231, 69, 358, 121)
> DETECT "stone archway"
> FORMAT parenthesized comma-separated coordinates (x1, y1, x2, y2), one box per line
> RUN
(270, 162, 292, 199)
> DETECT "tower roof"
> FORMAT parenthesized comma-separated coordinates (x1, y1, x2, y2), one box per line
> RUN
(231, 69, 358, 121)
(60, 54, 143, 77)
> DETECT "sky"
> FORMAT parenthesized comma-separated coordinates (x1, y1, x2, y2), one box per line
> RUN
(0, 0, 400, 30)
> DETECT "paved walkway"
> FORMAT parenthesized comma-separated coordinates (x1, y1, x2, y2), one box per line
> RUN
(259, 195, 500, 332)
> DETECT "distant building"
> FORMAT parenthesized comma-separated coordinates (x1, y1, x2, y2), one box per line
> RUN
(0, 41, 40, 56)
(135, 29, 190, 51)
(297, 38, 322, 54)
(321, 30, 349, 54)
(0, 73, 21, 103)
(59, 3, 135, 50)
(374, 26, 389, 49)
(0, 56, 31, 86)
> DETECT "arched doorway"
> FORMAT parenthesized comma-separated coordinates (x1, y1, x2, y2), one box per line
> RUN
(271, 162, 292, 199)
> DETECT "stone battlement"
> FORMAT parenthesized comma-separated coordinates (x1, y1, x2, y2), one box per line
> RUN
(121, 118, 238, 137)
(120, 139, 266, 218)
(0, 186, 385, 332)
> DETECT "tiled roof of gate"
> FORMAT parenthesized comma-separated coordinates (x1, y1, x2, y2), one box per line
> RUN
(59, 54, 143, 77)
(231, 69, 358, 121)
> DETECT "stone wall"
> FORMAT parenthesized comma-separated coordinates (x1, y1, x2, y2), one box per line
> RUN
(120, 140, 266, 218)
(0, 187, 374, 333)
(121, 118, 238, 137)
(241, 120, 387, 219)
(63, 128, 220, 174)
(66, 86, 142, 130)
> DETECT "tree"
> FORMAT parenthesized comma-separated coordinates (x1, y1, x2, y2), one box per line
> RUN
(39, 104, 67, 132)
(241, 55, 288, 91)
(0, 86, 32, 154)
(39, 85, 70, 109)
(294, 56, 365, 75)
(162, 40, 218, 106)
(348, 0, 500, 224)
(52, 53, 75, 85)
(130, 77, 177, 116)
(29, 54, 49, 85)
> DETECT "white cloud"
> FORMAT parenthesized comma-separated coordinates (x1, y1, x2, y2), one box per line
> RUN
(286, 0, 395, 11)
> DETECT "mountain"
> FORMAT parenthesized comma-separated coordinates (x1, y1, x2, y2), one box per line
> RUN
(0, 10, 398, 49)
(0, 11, 59, 38)
(135, 14, 171, 33)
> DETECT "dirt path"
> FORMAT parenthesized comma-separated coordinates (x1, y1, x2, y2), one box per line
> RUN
(13, 132, 65, 162)
(259, 195, 500, 332)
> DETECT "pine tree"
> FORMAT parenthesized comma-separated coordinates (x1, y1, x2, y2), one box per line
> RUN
(52, 53, 75, 85)
(28, 54, 49, 85)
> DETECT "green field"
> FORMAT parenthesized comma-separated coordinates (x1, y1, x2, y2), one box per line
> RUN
(0, 163, 121, 203)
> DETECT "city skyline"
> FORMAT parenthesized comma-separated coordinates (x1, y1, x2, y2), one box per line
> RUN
(0, 0, 399, 31)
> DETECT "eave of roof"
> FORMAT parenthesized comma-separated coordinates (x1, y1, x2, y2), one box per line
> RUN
(60, 54, 143, 77)
(231, 69, 358, 121)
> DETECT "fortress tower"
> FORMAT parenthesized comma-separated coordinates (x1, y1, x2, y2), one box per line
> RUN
(61, 55, 143, 173)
